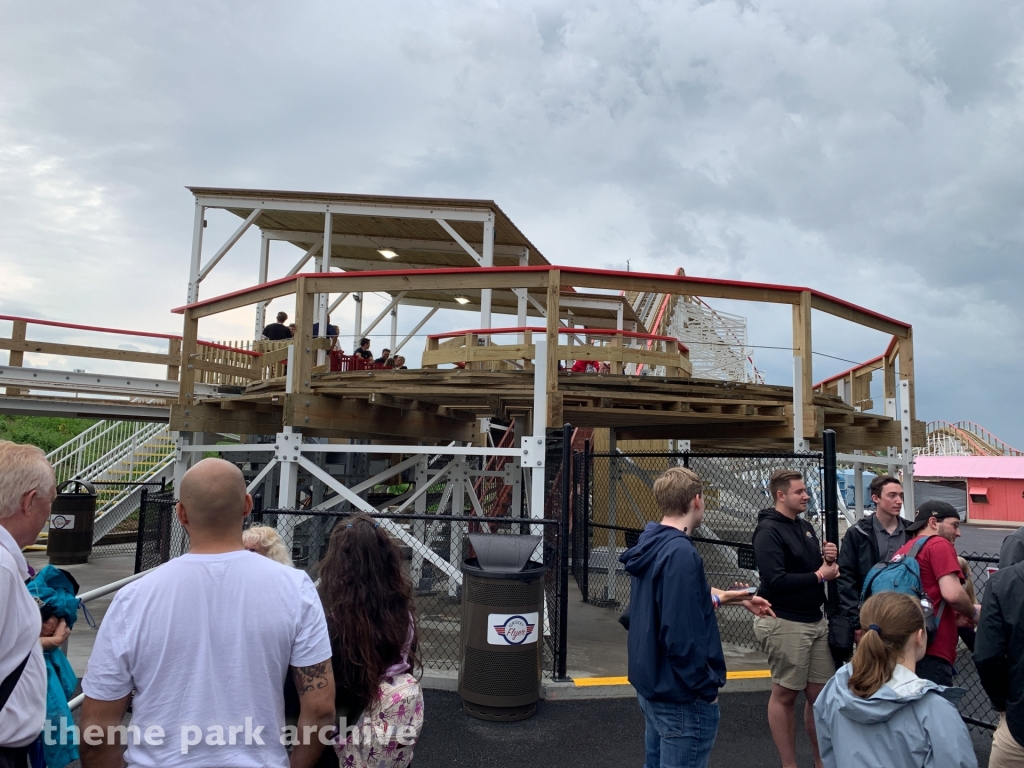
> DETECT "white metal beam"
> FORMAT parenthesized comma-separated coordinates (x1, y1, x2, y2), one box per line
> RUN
(0, 367, 217, 398)
(187, 204, 205, 303)
(434, 219, 483, 264)
(254, 233, 270, 337)
(296, 455, 461, 582)
(327, 292, 349, 314)
(393, 306, 439, 355)
(480, 215, 495, 330)
(262, 230, 529, 258)
(195, 196, 493, 222)
(245, 459, 278, 495)
(198, 209, 262, 281)
(359, 292, 408, 339)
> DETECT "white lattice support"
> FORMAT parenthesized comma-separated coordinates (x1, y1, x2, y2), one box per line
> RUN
(246, 459, 278, 495)
(277, 431, 301, 510)
(410, 458, 429, 589)
(173, 432, 193, 494)
(296, 455, 461, 583)
(900, 379, 915, 515)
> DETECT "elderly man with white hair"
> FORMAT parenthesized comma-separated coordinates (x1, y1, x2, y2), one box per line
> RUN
(0, 441, 57, 767)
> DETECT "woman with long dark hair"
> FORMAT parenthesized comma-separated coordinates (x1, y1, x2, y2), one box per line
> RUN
(315, 515, 422, 768)
(813, 591, 976, 768)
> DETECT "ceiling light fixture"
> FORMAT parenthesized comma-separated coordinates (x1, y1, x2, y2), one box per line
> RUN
(377, 249, 399, 259)
(454, 296, 471, 305)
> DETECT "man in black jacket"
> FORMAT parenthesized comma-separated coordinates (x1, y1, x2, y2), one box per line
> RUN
(835, 475, 908, 652)
(753, 469, 839, 768)
(976, 543, 1024, 768)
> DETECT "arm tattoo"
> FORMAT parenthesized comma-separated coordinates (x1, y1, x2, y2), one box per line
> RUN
(291, 661, 330, 695)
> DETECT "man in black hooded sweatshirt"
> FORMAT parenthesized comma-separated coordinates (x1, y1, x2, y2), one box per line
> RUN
(620, 466, 773, 768)
(753, 468, 839, 768)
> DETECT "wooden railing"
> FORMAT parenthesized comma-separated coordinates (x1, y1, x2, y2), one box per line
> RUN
(0, 315, 264, 396)
(422, 326, 691, 377)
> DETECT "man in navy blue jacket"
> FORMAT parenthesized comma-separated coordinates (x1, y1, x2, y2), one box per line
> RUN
(621, 466, 773, 768)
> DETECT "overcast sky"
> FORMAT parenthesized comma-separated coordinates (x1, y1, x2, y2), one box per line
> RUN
(1, 1, 1022, 446)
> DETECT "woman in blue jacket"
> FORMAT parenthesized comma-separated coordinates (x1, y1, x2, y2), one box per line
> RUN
(813, 591, 976, 768)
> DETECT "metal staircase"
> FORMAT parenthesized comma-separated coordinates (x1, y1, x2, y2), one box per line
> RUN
(44, 420, 175, 545)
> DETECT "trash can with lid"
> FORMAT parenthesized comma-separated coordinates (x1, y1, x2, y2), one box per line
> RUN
(46, 480, 97, 565)
(458, 533, 546, 721)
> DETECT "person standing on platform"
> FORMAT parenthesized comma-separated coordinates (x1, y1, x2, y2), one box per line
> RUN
(974, 536, 1024, 767)
(753, 469, 838, 768)
(262, 311, 293, 340)
(835, 475, 909, 653)
(620, 466, 773, 768)
(890, 501, 978, 687)
(0, 442, 56, 768)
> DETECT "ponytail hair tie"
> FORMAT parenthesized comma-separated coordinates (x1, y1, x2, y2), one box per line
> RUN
(373, 523, 380, 529)
(346, 524, 353, 529)
(867, 624, 882, 633)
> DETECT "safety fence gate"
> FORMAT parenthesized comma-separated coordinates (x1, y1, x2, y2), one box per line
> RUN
(133, 459, 573, 680)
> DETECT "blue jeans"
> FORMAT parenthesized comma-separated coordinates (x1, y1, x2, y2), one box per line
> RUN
(637, 693, 720, 768)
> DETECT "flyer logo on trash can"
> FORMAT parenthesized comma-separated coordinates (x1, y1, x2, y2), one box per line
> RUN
(487, 612, 539, 646)
(49, 514, 75, 530)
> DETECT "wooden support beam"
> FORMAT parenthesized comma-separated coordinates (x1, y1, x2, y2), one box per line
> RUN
(792, 290, 814, 438)
(284, 394, 476, 442)
(178, 311, 199, 406)
(5, 320, 26, 396)
(546, 270, 561, 427)
(900, 327, 915, 421)
(166, 338, 181, 382)
(809, 293, 910, 338)
(170, 402, 282, 434)
(292, 277, 315, 394)
(190, 359, 263, 380)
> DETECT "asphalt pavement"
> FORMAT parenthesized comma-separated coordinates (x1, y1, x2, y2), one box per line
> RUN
(412, 688, 994, 768)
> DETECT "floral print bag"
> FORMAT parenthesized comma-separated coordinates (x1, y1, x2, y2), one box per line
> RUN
(334, 672, 424, 768)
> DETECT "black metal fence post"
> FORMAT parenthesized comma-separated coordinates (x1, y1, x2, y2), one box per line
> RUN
(133, 488, 148, 574)
(822, 429, 840, 625)
(555, 422, 572, 681)
(582, 439, 591, 603)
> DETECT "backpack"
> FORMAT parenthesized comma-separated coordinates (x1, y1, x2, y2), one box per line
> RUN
(334, 672, 424, 768)
(860, 536, 945, 643)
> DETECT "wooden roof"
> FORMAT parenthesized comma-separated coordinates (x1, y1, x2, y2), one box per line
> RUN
(188, 187, 550, 268)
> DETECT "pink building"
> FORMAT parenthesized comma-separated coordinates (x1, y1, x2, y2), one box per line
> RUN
(915, 456, 1024, 525)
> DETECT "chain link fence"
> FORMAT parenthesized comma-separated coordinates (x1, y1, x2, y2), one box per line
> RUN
(956, 551, 1001, 733)
(570, 446, 1002, 734)
(573, 449, 825, 649)
(134, 477, 570, 678)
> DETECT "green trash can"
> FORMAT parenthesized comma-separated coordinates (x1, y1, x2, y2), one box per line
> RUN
(458, 533, 546, 722)
(47, 480, 97, 565)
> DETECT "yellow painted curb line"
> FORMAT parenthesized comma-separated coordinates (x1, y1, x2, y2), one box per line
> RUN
(572, 670, 771, 687)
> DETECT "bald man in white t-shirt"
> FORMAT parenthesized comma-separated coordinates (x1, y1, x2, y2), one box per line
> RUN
(81, 459, 335, 768)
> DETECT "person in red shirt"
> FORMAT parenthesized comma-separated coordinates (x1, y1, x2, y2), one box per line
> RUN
(892, 500, 980, 686)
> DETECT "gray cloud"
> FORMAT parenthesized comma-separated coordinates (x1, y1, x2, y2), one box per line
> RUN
(1, 0, 1022, 445)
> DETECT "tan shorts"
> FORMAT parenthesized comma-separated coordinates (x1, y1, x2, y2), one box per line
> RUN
(991, 714, 1024, 768)
(752, 616, 834, 691)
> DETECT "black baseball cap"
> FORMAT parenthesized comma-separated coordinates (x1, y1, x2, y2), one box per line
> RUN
(905, 500, 960, 533)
